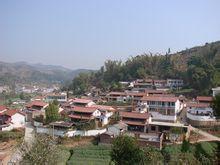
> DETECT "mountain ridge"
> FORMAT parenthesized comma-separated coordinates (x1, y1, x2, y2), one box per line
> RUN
(0, 61, 93, 85)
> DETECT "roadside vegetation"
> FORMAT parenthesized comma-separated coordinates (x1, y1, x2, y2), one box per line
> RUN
(0, 129, 24, 142)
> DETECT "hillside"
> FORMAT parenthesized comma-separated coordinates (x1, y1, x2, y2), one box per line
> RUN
(69, 41, 220, 95)
(0, 61, 92, 85)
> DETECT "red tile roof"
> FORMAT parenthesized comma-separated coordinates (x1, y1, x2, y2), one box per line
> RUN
(143, 90, 166, 94)
(71, 106, 97, 113)
(108, 90, 166, 97)
(122, 120, 146, 126)
(26, 101, 48, 108)
(141, 96, 178, 102)
(186, 102, 210, 108)
(0, 109, 25, 117)
(90, 105, 116, 112)
(196, 96, 213, 102)
(108, 92, 126, 96)
(72, 98, 93, 104)
(69, 114, 93, 120)
(0, 105, 7, 111)
(120, 111, 150, 119)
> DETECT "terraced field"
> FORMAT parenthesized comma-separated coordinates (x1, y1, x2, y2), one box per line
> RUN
(67, 145, 112, 165)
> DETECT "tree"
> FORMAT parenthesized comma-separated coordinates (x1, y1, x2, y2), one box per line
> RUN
(45, 101, 60, 123)
(143, 145, 164, 164)
(181, 138, 190, 153)
(69, 72, 92, 95)
(21, 135, 62, 165)
(213, 94, 220, 117)
(187, 55, 214, 93)
(110, 135, 144, 165)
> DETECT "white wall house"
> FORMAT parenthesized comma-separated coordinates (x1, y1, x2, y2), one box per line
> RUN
(187, 107, 216, 122)
(167, 79, 183, 89)
(90, 105, 116, 125)
(1, 110, 25, 131)
(140, 96, 183, 123)
(11, 112, 25, 128)
(46, 92, 68, 102)
(212, 87, 220, 97)
(70, 98, 95, 107)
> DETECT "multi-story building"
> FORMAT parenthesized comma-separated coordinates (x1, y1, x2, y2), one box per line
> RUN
(140, 96, 183, 122)
(90, 104, 116, 125)
(196, 96, 213, 105)
(212, 87, 220, 97)
(69, 106, 100, 122)
(46, 92, 67, 102)
(120, 111, 151, 132)
(69, 98, 95, 107)
(107, 90, 167, 103)
(166, 79, 183, 89)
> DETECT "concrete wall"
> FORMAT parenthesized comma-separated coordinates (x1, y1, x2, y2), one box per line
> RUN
(66, 129, 107, 137)
(187, 118, 220, 127)
(187, 113, 216, 121)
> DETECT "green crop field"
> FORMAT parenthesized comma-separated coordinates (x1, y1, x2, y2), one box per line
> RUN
(67, 145, 112, 165)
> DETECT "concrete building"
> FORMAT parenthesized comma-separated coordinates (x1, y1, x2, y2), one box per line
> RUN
(212, 87, 220, 97)
(140, 96, 183, 122)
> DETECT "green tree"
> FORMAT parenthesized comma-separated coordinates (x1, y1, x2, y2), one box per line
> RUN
(110, 135, 144, 165)
(45, 101, 60, 123)
(187, 55, 214, 94)
(213, 94, 220, 117)
(70, 72, 91, 95)
(181, 138, 190, 153)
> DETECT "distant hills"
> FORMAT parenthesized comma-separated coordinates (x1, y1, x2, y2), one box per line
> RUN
(0, 61, 93, 85)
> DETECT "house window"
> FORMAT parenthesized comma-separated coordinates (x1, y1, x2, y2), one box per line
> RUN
(151, 126, 156, 131)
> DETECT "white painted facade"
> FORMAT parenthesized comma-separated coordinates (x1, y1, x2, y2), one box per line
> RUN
(187, 107, 216, 121)
(212, 87, 220, 97)
(36, 126, 107, 137)
(11, 113, 25, 128)
(1, 113, 25, 131)
(140, 99, 183, 122)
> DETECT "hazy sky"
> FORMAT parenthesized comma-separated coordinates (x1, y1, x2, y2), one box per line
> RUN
(1, 0, 220, 69)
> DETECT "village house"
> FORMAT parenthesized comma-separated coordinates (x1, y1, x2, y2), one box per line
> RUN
(132, 81, 154, 92)
(139, 96, 183, 123)
(68, 106, 100, 123)
(0, 105, 7, 113)
(0, 109, 25, 131)
(187, 107, 216, 127)
(153, 80, 167, 88)
(166, 79, 183, 89)
(100, 122, 128, 144)
(120, 111, 151, 132)
(68, 105, 115, 126)
(25, 100, 49, 121)
(212, 87, 220, 97)
(46, 92, 67, 103)
(90, 104, 116, 125)
(107, 90, 167, 103)
(69, 98, 95, 107)
(196, 96, 213, 105)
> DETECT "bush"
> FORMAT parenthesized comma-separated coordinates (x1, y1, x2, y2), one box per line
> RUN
(0, 130, 24, 142)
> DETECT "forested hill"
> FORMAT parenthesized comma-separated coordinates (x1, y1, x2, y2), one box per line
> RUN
(69, 41, 220, 95)
(0, 61, 92, 86)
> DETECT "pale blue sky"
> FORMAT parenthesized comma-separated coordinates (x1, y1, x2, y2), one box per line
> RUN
(0, 0, 220, 69)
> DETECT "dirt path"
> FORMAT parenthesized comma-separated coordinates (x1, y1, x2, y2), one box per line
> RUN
(190, 125, 220, 142)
